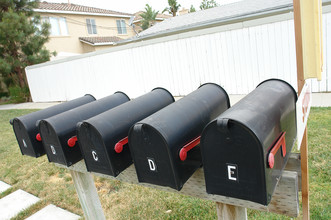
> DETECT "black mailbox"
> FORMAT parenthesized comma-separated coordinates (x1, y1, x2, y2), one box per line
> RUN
(11, 94, 95, 157)
(77, 88, 174, 176)
(129, 83, 230, 190)
(200, 79, 297, 205)
(39, 92, 129, 166)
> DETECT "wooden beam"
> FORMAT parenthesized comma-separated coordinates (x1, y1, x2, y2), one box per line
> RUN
(70, 170, 106, 220)
(268, 171, 299, 216)
(60, 155, 300, 217)
(293, 0, 310, 219)
(286, 153, 302, 191)
(216, 203, 247, 220)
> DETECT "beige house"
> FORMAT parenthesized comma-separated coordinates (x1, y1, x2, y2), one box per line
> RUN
(132, 11, 172, 33)
(35, 2, 136, 57)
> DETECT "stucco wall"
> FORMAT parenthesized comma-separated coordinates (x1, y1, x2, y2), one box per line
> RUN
(94, 45, 114, 51)
(81, 43, 95, 53)
(40, 13, 136, 54)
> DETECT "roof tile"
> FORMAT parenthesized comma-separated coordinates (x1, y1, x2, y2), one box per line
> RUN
(79, 36, 123, 44)
(38, 1, 133, 16)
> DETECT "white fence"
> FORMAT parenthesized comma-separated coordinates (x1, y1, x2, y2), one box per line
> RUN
(26, 10, 331, 102)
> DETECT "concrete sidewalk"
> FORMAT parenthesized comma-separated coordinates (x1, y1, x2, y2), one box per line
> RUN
(0, 181, 80, 220)
(0, 93, 330, 110)
(0, 102, 62, 110)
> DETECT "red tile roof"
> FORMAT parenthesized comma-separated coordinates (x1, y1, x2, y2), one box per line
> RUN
(37, 1, 132, 16)
(79, 36, 123, 45)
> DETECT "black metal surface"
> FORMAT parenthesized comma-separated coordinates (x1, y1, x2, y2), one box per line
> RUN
(39, 92, 129, 166)
(129, 83, 230, 190)
(201, 79, 297, 205)
(77, 88, 174, 176)
(11, 94, 95, 158)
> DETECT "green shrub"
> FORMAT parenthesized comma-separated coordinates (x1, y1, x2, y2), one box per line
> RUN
(8, 86, 30, 103)
(0, 91, 9, 98)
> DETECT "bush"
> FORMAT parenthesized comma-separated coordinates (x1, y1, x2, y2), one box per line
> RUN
(0, 91, 9, 98)
(8, 86, 30, 103)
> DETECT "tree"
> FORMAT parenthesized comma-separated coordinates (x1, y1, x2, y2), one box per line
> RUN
(140, 4, 159, 30)
(189, 5, 196, 13)
(162, 0, 181, 17)
(199, 0, 219, 10)
(0, 0, 53, 101)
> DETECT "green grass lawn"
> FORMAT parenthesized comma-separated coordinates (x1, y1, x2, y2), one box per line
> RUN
(0, 108, 330, 219)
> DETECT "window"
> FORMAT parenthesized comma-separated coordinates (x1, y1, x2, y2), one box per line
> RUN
(116, 20, 127, 34)
(86, 19, 97, 34)
(42, 17, 68, 36)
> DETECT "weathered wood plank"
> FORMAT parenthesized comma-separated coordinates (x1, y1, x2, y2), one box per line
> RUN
(216, 203, 247, 220)
(285, 152, 302, 191)
(61, 155, 299, 217)
(70, 170, 105, 220)
(268, 171, 299, 216)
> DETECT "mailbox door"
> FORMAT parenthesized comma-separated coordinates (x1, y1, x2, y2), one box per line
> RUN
(79, 123, 133, 177)
(129, 124, 178, 189)
(13, 120, 38, 157)
(201, 120, 268, 205)
(40, 120, 82, 166)
(130, 124, 203, 190)
(79, 123, 115, 175)
(40, 122, 68, 165)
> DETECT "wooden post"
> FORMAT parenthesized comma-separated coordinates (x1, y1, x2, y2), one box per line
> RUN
(293, 0, 310, 219)
(216, 202, 247, 220)
(300, 129, 309, 219)
(70, 170, 106, 220)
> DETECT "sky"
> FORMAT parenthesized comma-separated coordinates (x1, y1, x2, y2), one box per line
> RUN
(43, 0, 240, 14)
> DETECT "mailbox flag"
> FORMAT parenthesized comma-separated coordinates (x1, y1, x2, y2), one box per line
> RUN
(300, 0, 323, 80)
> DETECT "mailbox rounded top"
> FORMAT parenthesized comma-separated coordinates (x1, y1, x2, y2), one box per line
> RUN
(152, 87, 175, 102)
(84, 94, 96, 100)
(113, 91, 130, 101)
(257, 79, 298, 102)
(198, 83, 230, 108)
